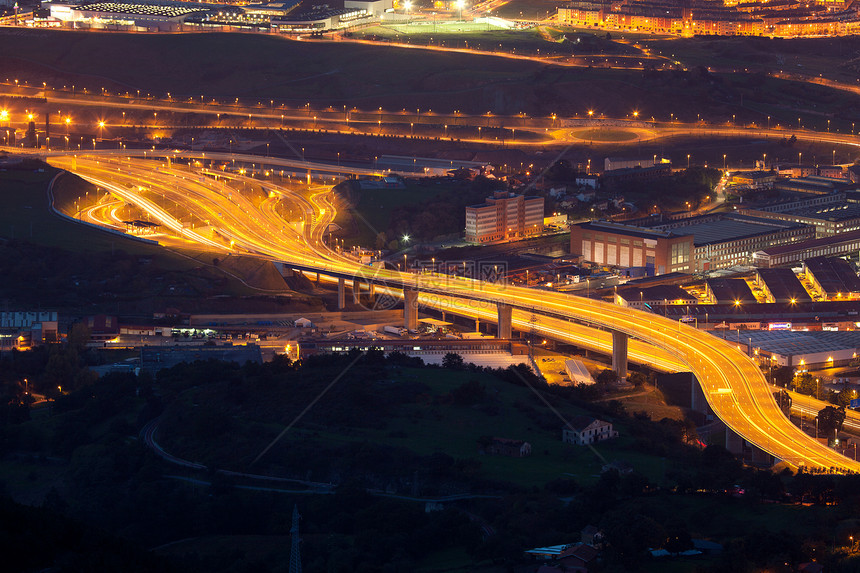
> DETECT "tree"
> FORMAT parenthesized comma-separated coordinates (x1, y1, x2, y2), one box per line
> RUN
(835, 389, 852, 407)
(817, 405, 846, 437)
(793, 372, 818, 398)
(597, 369, 619, 385)
(627, 371, 649, 387)
(375, 231, 387, 250)
(773, 389, 791, 415)
(442, 353, 465, 370)
(67, 322, 92, 354)
(772, 366, 794, 387)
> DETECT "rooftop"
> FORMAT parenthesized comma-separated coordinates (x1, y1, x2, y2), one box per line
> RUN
(768, 201, 860, 222)
(804, 257, 860, 296)
(756, 267, 812, 304)
(575, 220, 683, 240)
(710, 330, 860, 357)
(706, 278, 756, 304)
(656, 214, 805, 247)
(76, 0, 209, 17)
(757, 229, 860, 256)
(616, 284, 696, 303)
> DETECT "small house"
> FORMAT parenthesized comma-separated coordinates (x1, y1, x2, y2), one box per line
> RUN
(563, 416, 617, 445)
(479, 437, 532, 457)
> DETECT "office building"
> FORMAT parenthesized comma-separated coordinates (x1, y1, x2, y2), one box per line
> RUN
(465, 191, 544, 243)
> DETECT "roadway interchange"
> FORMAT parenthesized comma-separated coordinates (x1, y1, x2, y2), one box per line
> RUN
(8, 84, 860, 151)
(41, 150, 860, 473)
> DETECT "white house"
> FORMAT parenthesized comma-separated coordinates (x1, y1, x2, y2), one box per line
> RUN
(562, 417, 617, 445)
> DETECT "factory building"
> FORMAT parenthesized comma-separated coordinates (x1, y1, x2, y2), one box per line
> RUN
(569, 221, 694, 276)
(754, 268, 813, 305)
(752, 229, 860, 268)
(739, 192, 860, 238)
(803, 257, 860, 300)
(653, 213, 814, 272)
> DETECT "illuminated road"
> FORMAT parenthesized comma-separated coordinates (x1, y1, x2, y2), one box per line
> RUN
(31, 149, 860, 472)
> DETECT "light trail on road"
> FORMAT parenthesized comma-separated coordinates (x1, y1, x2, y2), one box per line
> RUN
(34, 148, 860, 472)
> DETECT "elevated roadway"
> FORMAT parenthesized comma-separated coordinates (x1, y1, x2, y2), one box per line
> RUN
(35, 149, 860, 472)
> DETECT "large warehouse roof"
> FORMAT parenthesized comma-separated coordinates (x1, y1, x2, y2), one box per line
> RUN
(76, 1, 210, 18)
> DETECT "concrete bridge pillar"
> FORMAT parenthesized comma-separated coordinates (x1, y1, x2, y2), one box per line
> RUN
(352, 279, 361, 304)
(337, 278, 346, 310)
(725, 427, 744, 456)
(403, 288, 419, 331)
(611, 330, 628, 379)
(497, 303, 512, 339)
(691, 373, 709, 415)
(751, 445, 775, 466)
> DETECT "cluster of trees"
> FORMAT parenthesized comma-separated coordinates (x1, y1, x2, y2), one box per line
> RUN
(791, 371, 854, 409)
(7, 345, 860, 571)
(371, 175, 506, 247)
(607, 166, 722, 212)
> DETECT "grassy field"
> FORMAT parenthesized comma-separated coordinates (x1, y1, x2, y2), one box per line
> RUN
(161, 364, 692, 489)
(0, 165, 295, 307)
(4, 27, 859, 127)
(0, 166, 158, 254)
(340, 181, 456, 247)
(571, 128, 639, 142)
(644, 35, 860, 83)
(353, 22, 638, 57)
(0, 28, 543, 113)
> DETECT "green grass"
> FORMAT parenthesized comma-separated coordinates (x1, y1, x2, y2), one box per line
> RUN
(0, 166, 285, 300)
(0, 28, 542, 105)
(3, 27, 860, 129)
(0, 166, 156, 253)
(343, 182, 453, 247)
(178, 366, 685, 488)
(415, 546, 479, 572)
(372, 22, 511, 35)
(571, 128, 639, 142)
(355, 22, 641, 57)
(635, 493, 838, 539)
